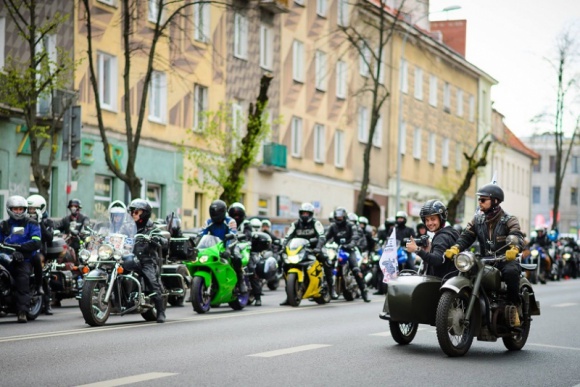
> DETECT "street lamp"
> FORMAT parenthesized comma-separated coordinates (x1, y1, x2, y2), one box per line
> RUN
(394, 5, 461, 214)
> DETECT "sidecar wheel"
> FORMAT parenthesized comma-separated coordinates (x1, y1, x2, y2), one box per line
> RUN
(503, 289, 531, 351)
(389, 321, 418, 345)
(191, 276, 211, 314)
(436, 290, 475, 357)
(286, 273, 302, 307)
(80, 281, 111, 326)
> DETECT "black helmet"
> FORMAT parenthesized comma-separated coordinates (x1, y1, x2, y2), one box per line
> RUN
(228, 202, 246, 226)
(68, 198, 82, 214)
(334, 207, 347, 226)
(128, 198, 152, 224)
(419, 199, 448, 225)
(453, 224, 463, 234)
(416, 222, 427, 233)
(299, 202, 315, 224)
(210, 200, 227, 224)
(476, 184, 504, 203)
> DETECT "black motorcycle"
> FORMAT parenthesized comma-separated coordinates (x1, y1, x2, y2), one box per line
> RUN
(44, 233, 84, 305)
(160, 232, 195, 307)
(247, 232, 278, 304)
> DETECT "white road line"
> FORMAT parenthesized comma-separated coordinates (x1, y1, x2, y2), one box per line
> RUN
(528, 343, 580, 351)
(553, 302, 578, 307)
(370, 331, 391, 337)
(249, 344, 331, 358)
(76, 372, 177, 387)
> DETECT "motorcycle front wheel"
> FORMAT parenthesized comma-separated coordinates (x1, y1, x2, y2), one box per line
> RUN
(26, 293, 43, 321)
(191, 276, 211, 314)
(80, 281, 111, 326)
(389, 321, 418, 345)
(286, 273, 303, 307)
(435, 290, 475, 357)
(503, 288, 531, 351)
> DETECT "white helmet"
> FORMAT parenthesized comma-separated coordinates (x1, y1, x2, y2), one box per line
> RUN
(249, 218, 262, 232)
(358, 216, 369, 226)
(7, 195, 28, 221)
(27, 194, 47, 216)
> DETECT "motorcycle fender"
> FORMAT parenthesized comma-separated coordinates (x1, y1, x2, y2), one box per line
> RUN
(287, 268, 304, 283)
(84, 268, 107, 281)
(440, 275, 471, 294)
(194, 271, 212, 288)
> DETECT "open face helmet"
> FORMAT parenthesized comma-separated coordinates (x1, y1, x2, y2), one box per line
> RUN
(128, 198, 152, 224)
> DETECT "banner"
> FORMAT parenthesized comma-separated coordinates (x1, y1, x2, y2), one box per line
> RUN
(379, 228, 398, 283)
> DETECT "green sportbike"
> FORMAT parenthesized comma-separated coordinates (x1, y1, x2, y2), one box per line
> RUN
(185, 234, 250, 314)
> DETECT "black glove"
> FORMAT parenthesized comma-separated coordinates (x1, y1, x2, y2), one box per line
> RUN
(220, 251, 231, 259)
(12, 251, 24, 263)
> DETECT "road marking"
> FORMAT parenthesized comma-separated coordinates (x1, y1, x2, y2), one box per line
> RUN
(76, 372, 177, 387)
(249, 344, 331, 358)
(553, 302, 578, 307)
(369, 327, 428, 337)
(528, 343, 580, 351)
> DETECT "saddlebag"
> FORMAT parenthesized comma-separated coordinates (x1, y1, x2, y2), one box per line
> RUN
(383, 274, 442, 325)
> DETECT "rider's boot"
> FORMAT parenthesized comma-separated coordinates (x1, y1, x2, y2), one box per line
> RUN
(355, 274, 371, 303)
(154, 296, 166, 323)
(43, 294, 53, 315)
(236, 272, 248, 293)
(17, 311, 27, 323)
(323, 266, 338, 300)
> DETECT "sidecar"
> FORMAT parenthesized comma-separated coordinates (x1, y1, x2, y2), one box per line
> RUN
(379, 273, 443, 344)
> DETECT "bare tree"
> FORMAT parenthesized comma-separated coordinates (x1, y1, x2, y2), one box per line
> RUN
(0, 0, 77, 199)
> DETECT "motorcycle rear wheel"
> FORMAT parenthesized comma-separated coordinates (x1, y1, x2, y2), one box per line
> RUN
(267, 276, 280, 291)
(389, 321, 418, 345)
(436, 290, 475, 357)
(503, 288, 531, 351)
(80, 281, 111, 326)
(286, 273, 302, 307)
(191, 276, 211, 314)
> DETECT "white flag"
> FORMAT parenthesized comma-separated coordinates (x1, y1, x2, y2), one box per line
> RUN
(379, 228, 398, 283)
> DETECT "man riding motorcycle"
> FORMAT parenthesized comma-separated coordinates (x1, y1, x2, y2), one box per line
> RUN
(58, 199, 90, 257)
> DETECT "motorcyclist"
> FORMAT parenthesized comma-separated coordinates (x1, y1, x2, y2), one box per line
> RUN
(280, 202, 336, 304)
(0, 195, 42, 323)
(248, 217, 265, 306)
(406, 200, 459, 279)
(261, 219, 280, 250)
(108, 200, 128, 234)
(58, 198, 90, 256)
(358, 216, 376, 255)
(394, 211, 416, 271)
(128, 198, 167, 323)
(444, 183, 524, 327)
(165, 213, 183, 238)
(249, 218, 262, 233)
(27, 194, 54, 315)
(416, 222, 428, 237)
(326, 207, 370, 302)
(228, 202, 251, 241)
(200, 200, 247, 293)
(349, 212, 367, 252)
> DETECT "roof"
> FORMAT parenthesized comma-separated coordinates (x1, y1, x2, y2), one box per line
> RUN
(497, 125, 541, 160)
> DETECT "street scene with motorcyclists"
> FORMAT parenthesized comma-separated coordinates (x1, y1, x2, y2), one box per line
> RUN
(1, 0, 580, 386)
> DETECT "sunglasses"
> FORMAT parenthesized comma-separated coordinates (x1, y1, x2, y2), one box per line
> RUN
(130, 209, 143, 215)
(478, 197, 490, 203)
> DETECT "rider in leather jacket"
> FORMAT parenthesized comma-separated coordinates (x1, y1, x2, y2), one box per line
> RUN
(58, 199, 90, 256)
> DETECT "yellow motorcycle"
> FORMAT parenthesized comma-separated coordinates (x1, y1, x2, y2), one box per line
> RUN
(283, 238, 331, 307)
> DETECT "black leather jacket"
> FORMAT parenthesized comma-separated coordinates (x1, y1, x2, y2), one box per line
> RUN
(325, 221, 361, 248)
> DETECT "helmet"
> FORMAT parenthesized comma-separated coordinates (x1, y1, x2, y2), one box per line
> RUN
(108, 200, 126, 212)
(261, 219, 271, 228)
(128, 198, 152, 224)
(348, 212, 358, 223)
(299, 202, 315, 224)
(476, 184, 504, 203)
(166, 214, 182, 231)
(6, 195, 28, 221)
(228, 202, 246, 225)
(358, 216, 369, 226)
(385, 216, 396, 227)
(453, 224, 463, 234)
(210, 200, 228, 224)
(27, 194, 47, 219)
(68, 198, 82, 209)
(416, 222, 427, 233)
(328, 211, 335, 223)
(548, 229, 559, 242)
(395, 211, 408, 226)
(249, 218, 262, 232)
(334, 207, 347, 225)
(419, 199, 448, 226)
(251, 231, 272, 253)
(109, 200, 127, 230)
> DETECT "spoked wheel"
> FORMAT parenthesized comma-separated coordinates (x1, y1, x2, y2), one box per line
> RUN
(389, 321, 418, 345)
(80, 281, 111, 326)
(191, 276, 211, 314)
(503, 288, 531, 351)
(286, 273, 303, 307)
(436, 290, 475, 357)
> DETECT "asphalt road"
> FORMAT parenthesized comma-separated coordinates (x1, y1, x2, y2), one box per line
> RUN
(1, 279, 580, 387)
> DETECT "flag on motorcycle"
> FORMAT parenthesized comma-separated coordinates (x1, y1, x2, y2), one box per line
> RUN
(380, 228, 398, 283)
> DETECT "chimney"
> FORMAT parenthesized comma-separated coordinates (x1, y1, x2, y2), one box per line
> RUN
(430, 19, 467, 56)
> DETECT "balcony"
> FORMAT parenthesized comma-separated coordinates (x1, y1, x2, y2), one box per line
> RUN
(259, 143, 287, 173)
(259, 0, 290, 14)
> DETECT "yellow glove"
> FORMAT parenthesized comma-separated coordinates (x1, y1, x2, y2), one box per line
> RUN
(506, 246, 519, 261)
(444, 245, 460, 259)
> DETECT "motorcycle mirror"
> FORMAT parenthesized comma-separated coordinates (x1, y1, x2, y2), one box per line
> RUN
(12, 227, 25, 235)
(340, 238, 346, 244)
(506, 235, 519, 246)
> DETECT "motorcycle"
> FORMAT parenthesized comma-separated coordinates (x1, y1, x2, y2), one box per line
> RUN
(282, 238, 331, 307)
(185, 234, 250, 314)
(265, 239, 284, 291)
(333, 241, 362, 301)
(160, 233, 195, 307)
(562, 245, 578, 279)
(523, 244, 549, 284)
(548, 243, 562, 281)
(44, 231, 84, 305)
(78, 220, 166, 326)
(435, 246, 541, 357)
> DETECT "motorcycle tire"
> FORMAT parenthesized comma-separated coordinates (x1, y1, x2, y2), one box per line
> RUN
(435, 290, 475, 357)
(141, 297, 166, 322)
(389, 321, 418, 345)
(228, 278, 250, 310)
(168, 266, 190, 307)
(80, 280, 111, 326)
(267, 277, 280, 291)
(286, 273, 302, 307)
(502, 288, 531, 351)
(26, 292, 43, 321)
(191, 276, 211, 314)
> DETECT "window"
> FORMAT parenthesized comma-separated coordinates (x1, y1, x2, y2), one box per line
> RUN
(335, 129, 345, 168)
(443, 82, 451, 113)
(468, 94, 475, 122)
(337, 0, 349, 26)
(292, 40, 304, 82)
(315, 50, 327, 91)
(295, 0, 304, 5)
(94, 175, 113, 217)
(148, 0, 161, 22)
(359, 41, 371, 77)
(357, 106, 368, 143)
(98, 0, 115, 5)
(572, 187, 578, 206)
(399, 122, 406, 155)
(428, 132, 436, 164)
(373, 115, 383, 148)
(149, 71, 167, 123)
(549, 155, 556, 173)
(97, 52, 117, 111)
(316, 0, 327, 17)
(193, 84, 208, 132)
(291, 116, 303, 157)
(36, 34, 57, 115)
(336, 60, 347, 99)
(532, 186, 541, 204)
(234, 13, 248, 59)
(193, 2, 210, 43)
(146, 183, 162, 220)
(314, 124, 325, 163)
(413, 128, 422, 159)
(456, 89, 464, 117)
(548, 186, 555, 205)
(260, 24, 273, 70)
(572, 156, 580, 174)
(533, 159, 541, 173)
(0, 17, 6, 70)
(455, 142, 462, 171)
(441, 138, 449, 167)
(258, 198, 269, 216)
(400, 59, 408, 93)
(429, 75, 437, 107)
(414, 67, 423, 100)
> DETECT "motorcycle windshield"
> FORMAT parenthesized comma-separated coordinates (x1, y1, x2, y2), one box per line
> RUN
(197, 235, 222, 250)
(287, 238, 310, 251)
(88, 218, 137, 259)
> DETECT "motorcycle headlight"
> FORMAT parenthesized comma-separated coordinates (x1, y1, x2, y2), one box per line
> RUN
(287, 254, 300, 264)
(98, 244, 114, 260)
(113, 249, 123, 261)
(455, 251, 475, 272)
(199, 255, 209, 263)
(531, 250, 539, 257)
(563, 253, 571, 260)
(79, 249, 90, 264)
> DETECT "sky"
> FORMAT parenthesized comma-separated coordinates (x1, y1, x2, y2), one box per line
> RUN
(429, 0, 580, 137)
